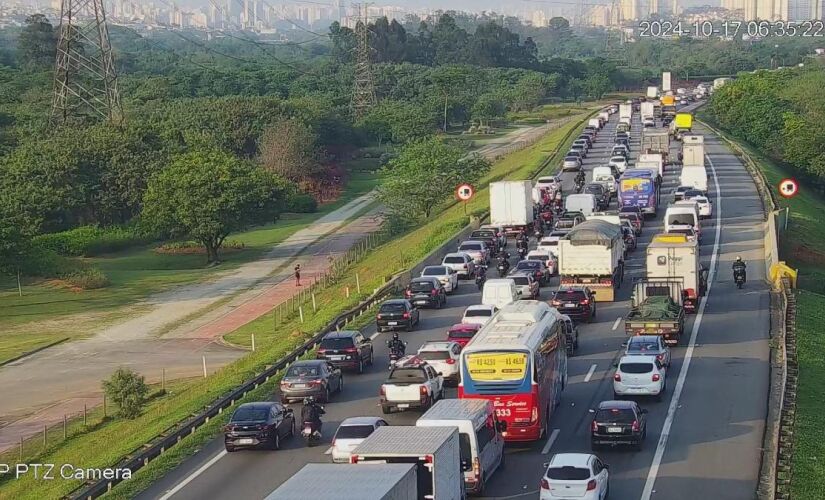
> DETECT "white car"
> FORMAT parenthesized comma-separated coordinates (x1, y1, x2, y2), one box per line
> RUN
(527, 249, 557, 275)
(613, 355, 667, 401)
(540, 453, 609, 500)
(380, 356, 444, 413)
(442, 252, 475, 279)
(420, 265, 459, 293)
(417, 341, 462, 385)
(536, 175, 563, 193)
(538, 231, 566, 253)
(562, 155, 582, 172)
(461, 304, 498, 326)
(330, 416, 388, 463)
(643, 117, 655, 128)
(625, 335, 671, 367)
(457, 240, 490, 265)
(608, 155, 628, 173)
(694, 195, 712, 218)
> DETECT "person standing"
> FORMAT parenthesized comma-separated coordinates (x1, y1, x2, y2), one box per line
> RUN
(294, 264, 302, 287)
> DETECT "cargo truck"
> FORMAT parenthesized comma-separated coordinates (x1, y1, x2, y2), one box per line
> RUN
(638, 153, 664, 177)
(625, 279, 685, 345)
(490, 181, 534, 236)
(646, 234, 708, 313)
(588, 118, 602, 130)
(351, 426, 465, 500)
(640, 101, 655, 119)
(641, 130, 670, 163)
(619, 104, 632, 121)
(662, 72, 672, 92)
(557, 219, 625, 302)
(681, 135, 705, 167)
(598, 111, 610, 123)
(265, 464, 418, 500)
(671, 113, 693, 140)
(647, 86, 658, 98)
(653, 100, 662, 118)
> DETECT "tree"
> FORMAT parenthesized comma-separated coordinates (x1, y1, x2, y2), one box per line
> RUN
(472, 93, 506, 126)
(0, 198, 31, 276)
(102, 368, 149, 419)
(584, 72, 611, 99)
(328, 22, 355, 63)
(18, 14, 56, 69)
(258, 118, 323, 182)
(142, 150, 288, 263)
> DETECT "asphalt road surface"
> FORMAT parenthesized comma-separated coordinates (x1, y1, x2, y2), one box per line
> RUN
(137, 103, 770, 500)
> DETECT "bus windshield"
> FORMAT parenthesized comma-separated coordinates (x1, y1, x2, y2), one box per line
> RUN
(464, 350, 528, 382)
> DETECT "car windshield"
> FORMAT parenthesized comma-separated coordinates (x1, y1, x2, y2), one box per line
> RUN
(423, 267, 447, 275)
(596, 408, 637, 424)
(320, 337, 354, 349)
(464, 309, 492, 317)
(527, 255, 547, 262)
(512, 276, 530, 286)
(459, 243, 481, 251)
(585, 186, 603, 194)
(471, 231, 494, 239)
(546, 466, 591, 480)
(418, 350, 450, 361)
(335, 425, 375, 440)
(620, 362, 654, 374)
(387, 368, 427, 383)
(564, 156, 578, 161)
(556, 290, 585, 301)
(380, 303, 406, 313)
(517, 262, 541, 271)
(449, 329, 477, 339)
(231, 407, 269, 422)
(410, 281, 435, 292)
(628, 341, 661, 353)
(287, 365, 319, 377)
(443, 256, 465, 264)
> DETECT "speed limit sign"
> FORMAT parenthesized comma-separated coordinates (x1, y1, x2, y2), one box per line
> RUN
(456, 184, 474, 201)
(778, 178, 799, 199)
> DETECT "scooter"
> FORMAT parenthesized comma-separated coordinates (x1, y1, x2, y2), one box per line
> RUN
(734, 268, 746, 289)
(517, 246, 528, 261)
(497, 258, 510, 277)
(301, 420, 323, 447)
(387, 342, 407, 370)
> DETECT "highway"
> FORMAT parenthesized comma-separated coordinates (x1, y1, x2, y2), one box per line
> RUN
(137, 103, 771, 500)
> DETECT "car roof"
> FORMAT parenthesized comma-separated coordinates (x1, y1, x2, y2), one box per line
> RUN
(548, 453, 593, 468)
(323, 330, 359, 339)
(419, 341, 458, 351)
(339, 416, 386, 426)
(411, 276, 439, 284)
(422, 265, 447, 271)
(465, 304, 496, 312)
(444, 252, 470, 259)
(382, 299, 409, 305)
(460, 240, 484, 246)
(237, 401, 277, 410)
(630, 335, 661, 342)
(598, 400, 637, 410)
(449, 323, 481, 331)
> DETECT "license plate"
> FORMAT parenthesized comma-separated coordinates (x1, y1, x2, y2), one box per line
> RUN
(565, 303, 575, 308)
(388, 321, 398, 326)
(607, 427, 623, 433)
(294, 384, 307, 388)
(415, 301, 428, 305)
(398, 403, 410, 408)
(329, 355, 345, 361)
(238, 438, 254, 444)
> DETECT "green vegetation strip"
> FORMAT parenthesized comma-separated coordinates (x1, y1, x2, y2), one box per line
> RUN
(0, 117, 586, 500)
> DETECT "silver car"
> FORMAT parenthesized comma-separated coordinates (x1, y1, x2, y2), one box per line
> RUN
(562, 155, 582, 172)
(457, 240, 489, 264)
(441, 252, 475, 279)
(507, 272, 539, 300)
(420, 265, 459, 293)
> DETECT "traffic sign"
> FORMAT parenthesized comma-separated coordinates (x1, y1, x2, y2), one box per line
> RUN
(456, 184, 474, 201)
(778, 178, 799, 199)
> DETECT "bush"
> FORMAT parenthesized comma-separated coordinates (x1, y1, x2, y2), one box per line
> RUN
(62, 268, 111, 290)
(103, 368, 149, 419)
(17, 243, 111, 289)
(33, 225, 156, 257)
(287, 193, 318, 213)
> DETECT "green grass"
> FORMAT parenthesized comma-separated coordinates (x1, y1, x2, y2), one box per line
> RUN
(0, 171, 380, 365)
(0, 115, 590, 500)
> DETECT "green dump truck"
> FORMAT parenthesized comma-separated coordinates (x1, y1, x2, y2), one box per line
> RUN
(624, 279, 685, 345)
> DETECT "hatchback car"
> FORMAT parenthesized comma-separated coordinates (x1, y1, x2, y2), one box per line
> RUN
(540, 453, 609, 500)
(527, 249, 558, 276)
(625, 335, 671, 367)
(457, 240, 490, 265)
(330, 416, 388, 463)
(572, 139, 590, 153)
(590, 400, 648, 450)
(576, 135, 594, 147)
(280, 360, 343, 403)
(446, 323, 481, 348)
(317, 330, 374, 373)
(551, 286, 596, 322)
(562, 155, 582, 172)
(613, 355, 667, 400)
(643, 117, 655, 128)
(693, 195, 712, 218)
(417, 341, 462, 385)
(461, 304, 498, 326)
(509, 272, 540, 299)
(404, 277, 446, 309)
(421, 265, 459, 293)
(376, 299, 420, 332)
(224, 402, 295, 452)
(442, 252, 476, 279)
(515, 259, 550, 285)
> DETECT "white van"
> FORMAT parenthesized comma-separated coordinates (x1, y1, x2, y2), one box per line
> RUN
(564, 193, 598, 217)
(665, 203, 700, 239)
(680, 166, 708, 193)
(592, 167, 617, 197)
(417, 399, 505, 496)
(481, 279, 520, 308)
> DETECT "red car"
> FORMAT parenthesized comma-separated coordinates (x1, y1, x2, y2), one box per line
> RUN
(446, 323, 481, 348)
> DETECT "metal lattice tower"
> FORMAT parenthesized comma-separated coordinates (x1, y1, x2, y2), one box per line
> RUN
(51, 0, 124, 126)
(350, 2, 376, 120)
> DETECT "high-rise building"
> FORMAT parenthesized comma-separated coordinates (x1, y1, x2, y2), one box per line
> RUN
(587, 4, 612, 26)
(788, 0, 821, 20)
(620, 0, 637, 20)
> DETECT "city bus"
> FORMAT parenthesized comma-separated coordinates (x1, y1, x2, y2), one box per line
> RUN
(458, 301, 567, 442)
(619, 169, 659, 216)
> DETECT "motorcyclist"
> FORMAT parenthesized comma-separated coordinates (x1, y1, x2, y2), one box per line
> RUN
(387, 332, 406, 357)
(575, 170, 585, 186)
(732, 256, 747, 281)
(301, 396, 325, 435)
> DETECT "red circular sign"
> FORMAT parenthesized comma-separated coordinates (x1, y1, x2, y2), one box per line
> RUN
(778, 178, 799, 199)
(456, 184, 474, 201)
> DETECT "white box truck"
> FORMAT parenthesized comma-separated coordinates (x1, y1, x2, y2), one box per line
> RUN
(679, 166, 708, 194)
(588, 118, 602, 130)
(646, 233, 708, 314)
(662, 72, 672, 92)
(681, 135, 705, 168)
(351, 426, 464, 500)
(641, 101, 655, 119)
(557, 219, 625, 302)
(598, 111, 610, 123)
(490, 181, 534, 236)
(637, 153, 664, 177)
(647, 86, 658, 98)
(265, 463, 418, 500)
(619, 104, 632, 121)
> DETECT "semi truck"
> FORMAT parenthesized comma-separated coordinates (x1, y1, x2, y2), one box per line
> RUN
(681, 135, 705, 167)
(646, 233, 708, 314)
(619, 104, 632, 121)
(625, 279, 686, 346)
(350, 426, 465, 500)
(641, 129, 670, 164)
(490, 181, 534, 236)
(265, 464, 418, 500)
(557, 219, 625, 302)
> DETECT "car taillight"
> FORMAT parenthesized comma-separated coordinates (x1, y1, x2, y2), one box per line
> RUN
(632, 420, 640, 432)
(446, 358, 455, 364)
(652, 373, 661, 382)
(540, 478, 550, 490)
(280, 380, 288, 387)
(473, 458, 480, 478)
(403, 312, 410, 319)
(591, 420, 598, 432)
(614, 373, 622, 382)
(656, 354, 664, 362)
(580, 299, 589, 305)
(310, 380, 323, 386)
(344, 348, 357, 353)
(463, 264, 468, 269)
(587, 479, 597, 491)
(420, 386, 428, 395)
(531, 406, 539, 423)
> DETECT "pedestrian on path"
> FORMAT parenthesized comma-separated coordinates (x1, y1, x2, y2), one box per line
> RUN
(294, 264, 302, 287)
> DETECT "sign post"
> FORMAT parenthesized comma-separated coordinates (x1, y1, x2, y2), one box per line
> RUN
(456, 183, 474, 215)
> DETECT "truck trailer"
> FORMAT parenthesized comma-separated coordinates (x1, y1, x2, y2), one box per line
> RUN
(641, 129, 670, 163)
(619, 104, 632, 121)
(265, 463, 418, 500)
(557, 219, 625, 302)
(490, 181, 534, 236)
(681, 135, 705, 168)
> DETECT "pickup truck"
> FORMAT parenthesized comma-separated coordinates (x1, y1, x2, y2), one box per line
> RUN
(624, 279, 685, 346)
(380, 356, 444, 414)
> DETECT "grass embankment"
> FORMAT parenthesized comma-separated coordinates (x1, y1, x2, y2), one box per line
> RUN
(0, 171, 380, 365)
(0, 114, 589, 500)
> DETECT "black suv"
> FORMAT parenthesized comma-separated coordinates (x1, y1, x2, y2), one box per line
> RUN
(376, 299, 420, 332)
(224, 402, 295, 452)
(317, 330, 374, 373)
(404, 277, 447, 309)
(590, 400, 648, 450)
(584, 183, 610, 210)
(551, 286, 596, 322)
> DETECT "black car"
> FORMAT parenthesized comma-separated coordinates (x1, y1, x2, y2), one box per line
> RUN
(317, 330, 374, 373)
(469, 229, 499, 253)
(584, 183, 609, 210)
(683, 189, 704, 200)
(590, 400, 648, 450)
(376, 299, 420, 332)
(224, 402, 295, 452)
(551, 286, 596, 322)
(404, 277, 447, 309)
(514, 260, 550, 286)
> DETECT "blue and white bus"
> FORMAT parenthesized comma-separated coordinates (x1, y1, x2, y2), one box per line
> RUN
(619, 169, 659, 216)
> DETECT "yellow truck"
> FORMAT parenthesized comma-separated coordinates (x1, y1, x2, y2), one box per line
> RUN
(661, 95, 675, 106)
(674, 113, 693, 130)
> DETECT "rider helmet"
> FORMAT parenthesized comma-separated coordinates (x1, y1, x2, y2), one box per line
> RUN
(392, 332, 399, 341)
(735, 256, 742, 262)
(304, 396, 315, 405)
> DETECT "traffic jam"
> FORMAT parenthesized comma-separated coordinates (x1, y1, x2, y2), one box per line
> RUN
(222, 85, 724, 500)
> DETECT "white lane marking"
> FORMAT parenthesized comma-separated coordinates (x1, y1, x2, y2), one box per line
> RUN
(640, 153, 723, 500)
(370, 331, 381, 341)
(584, 364, 597, 382)
(159, 450, 228, 500)
(542, 428, 560, 455)
(324, 447, 333, 455)
(611, 316, 623, 331)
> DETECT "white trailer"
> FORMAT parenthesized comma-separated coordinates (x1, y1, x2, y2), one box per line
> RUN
(265, 463, 418, 500)
(681, 135, 705, 168)
(558, 219, 625, 302)
(619, 104, 632, 120)
(713, 77, 731, 89)
(588, 118, 602, 129)
(598, 111, 610, 123)
(490, 181, 534, 236)
(680, 166, 708, 193)
(640, 102, 655, 119)
(638, 153, 664, 177)
(646, 234, 708, 314)
(662, 72, 672, 92)
(647, 86, 658, 98)
(351, 426, 464, 500)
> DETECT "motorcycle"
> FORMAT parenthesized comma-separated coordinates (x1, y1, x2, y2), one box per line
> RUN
(301, 420, 323, 446)
(497, 258, 510, 277)
(517, 246, 528, 260)
(386, 341, 407, 370)
(475, 266, 488, 290)
(734, 268, 746, 289)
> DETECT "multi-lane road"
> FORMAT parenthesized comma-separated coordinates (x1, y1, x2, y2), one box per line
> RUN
(138, 104, 771, 500)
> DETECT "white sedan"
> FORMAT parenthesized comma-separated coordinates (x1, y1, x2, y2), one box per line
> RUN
(613, 355, 667, 401)
(417, 341, 462, 385)
(694, 195, 712, 218)
(541, 453, 609, 500)
(420, 265, 459, 293)
(442, 252, 475, 279)
(608, 156, 628, 173)
(527, 250, 558, 275)
(461, 304, 498, 326)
